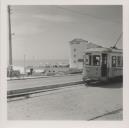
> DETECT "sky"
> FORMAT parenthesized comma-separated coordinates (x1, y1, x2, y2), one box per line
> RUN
(10, 5, 122, 61)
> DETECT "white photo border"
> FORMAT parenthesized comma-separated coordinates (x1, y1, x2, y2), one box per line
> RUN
(1, 0, 129, 128)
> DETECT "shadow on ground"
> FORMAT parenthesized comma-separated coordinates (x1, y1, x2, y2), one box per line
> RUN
(84, 78, 123, 89)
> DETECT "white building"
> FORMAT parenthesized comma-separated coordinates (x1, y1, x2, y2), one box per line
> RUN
(69, 38, 102, 69)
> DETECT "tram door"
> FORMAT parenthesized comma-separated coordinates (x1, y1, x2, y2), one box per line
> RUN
(101, 54, 107, 77)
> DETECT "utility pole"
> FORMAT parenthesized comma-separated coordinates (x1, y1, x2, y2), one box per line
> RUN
(24, 54, 26, 75)
(8, 5, 13, 77)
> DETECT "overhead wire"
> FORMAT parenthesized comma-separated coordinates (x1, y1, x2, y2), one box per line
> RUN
(55, 5, 122, 47)
(55, 5, 122, 25)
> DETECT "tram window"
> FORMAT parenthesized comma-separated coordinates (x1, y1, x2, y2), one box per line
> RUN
(121, 56, 123, 66)
(112, 56, 116, 67)
(89, 55, 91, 65)
(117, 56, 123, 67)
(85, 54, 91, 65)
(117, 56, 121, 67)
(93, 55, 100, 66)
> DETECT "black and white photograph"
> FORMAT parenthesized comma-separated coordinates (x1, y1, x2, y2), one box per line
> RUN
(6, 5, 123, 120)
(1, 0, 129, 128)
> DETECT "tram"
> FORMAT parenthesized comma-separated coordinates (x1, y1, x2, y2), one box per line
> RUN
(82, 47, 123, 82)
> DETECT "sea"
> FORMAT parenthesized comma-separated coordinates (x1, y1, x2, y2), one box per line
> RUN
(13, 59, 69, 67)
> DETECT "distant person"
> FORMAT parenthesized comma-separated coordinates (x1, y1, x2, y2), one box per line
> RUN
(30, 68, 33, 75)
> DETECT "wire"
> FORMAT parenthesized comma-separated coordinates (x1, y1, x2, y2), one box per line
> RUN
(55, 5, 121, 24)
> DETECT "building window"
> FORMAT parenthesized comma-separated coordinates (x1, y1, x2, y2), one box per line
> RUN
(73, 60, 76, 63)
(112, 56, 116, 67)
(73, 54, 76, 58)
(93, 55, 100, 66)
(74, 48, 76, 52)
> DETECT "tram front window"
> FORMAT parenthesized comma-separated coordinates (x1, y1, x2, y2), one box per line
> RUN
(93, 55, 100, 66)
(85, 54, 91, 65)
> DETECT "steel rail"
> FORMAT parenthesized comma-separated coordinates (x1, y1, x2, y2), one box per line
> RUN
(88, 108, 122, 120)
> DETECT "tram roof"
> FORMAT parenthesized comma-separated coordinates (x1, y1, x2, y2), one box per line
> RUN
(85, 47, 122, 53)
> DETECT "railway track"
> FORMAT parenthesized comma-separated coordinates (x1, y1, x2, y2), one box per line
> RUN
(88, 108, 122, 120)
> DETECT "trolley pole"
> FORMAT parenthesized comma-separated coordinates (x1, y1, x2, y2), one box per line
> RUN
(8, 5, 13, 77)
(113, 33, 122, 48)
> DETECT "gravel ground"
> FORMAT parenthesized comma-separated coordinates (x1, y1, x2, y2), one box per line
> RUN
(8, 82, 123, 120)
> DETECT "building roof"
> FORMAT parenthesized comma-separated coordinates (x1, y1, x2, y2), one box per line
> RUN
(69, 39, 102, 49)
(69, 38, 88, 44)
